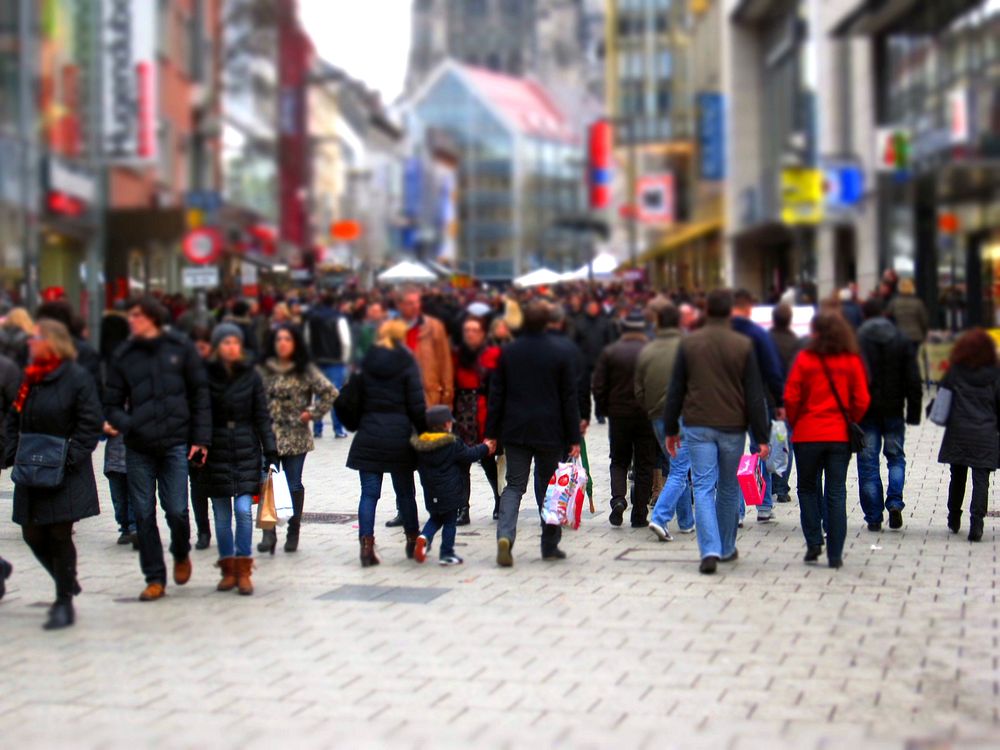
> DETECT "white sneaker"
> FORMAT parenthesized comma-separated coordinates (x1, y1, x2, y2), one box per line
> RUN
(648, 522, 673, 542)
(757, 512, 774, 524)
(678, 525, 696, 534)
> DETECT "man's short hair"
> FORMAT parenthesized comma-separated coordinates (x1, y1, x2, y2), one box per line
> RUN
(862, 297, 884, 320)
(733, 289, 754, 308)
(127, 296, 168, 329)
(772, 303, 793, 330)
(522, 301, 553, 333)
(706, 289, 734, 319)
(654, 302, 680, 329)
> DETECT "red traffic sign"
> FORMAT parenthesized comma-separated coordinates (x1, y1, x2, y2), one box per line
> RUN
(183, 227, 223, 265)
(331, 220, 363, 242)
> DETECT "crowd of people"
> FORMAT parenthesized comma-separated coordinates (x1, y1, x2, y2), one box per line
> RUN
(0, 271, 993, 631)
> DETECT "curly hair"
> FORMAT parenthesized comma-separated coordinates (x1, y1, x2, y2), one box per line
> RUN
(807, 312, 860, 356)
(949, 328, 998, 370)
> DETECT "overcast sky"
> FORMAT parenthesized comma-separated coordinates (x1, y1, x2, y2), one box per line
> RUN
(299, 0, 412, 103)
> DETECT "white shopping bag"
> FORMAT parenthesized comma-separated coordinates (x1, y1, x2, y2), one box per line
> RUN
(270, 466, 294, 525)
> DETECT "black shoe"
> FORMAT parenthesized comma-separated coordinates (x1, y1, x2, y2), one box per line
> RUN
(542, 547, 567, 560)
(888, 509, 903, 530)
(43, 600, 75, 631)
(492, 509, 499, 521)
(804, 545, 822, 564)
(130, 533, 140, 551)
(195, 531, 211, 550)
(828, 559, 843, 569)
(969, 518, 984, 543)
(867, 522, 882, 532)
(947, 514, 961, 534)
(386, 513, 404, 528)
(0, 557, 11, 601)
(117, 532, 133, 546)
(721, 549, 739, 563)
(257, 529, 277, 555)
(609, 503, 625, 527)
(456, 508, 471, 527)
(630, 517, 648, 529)
(776, 494, 791, 504)
(699, 556, 719, 575)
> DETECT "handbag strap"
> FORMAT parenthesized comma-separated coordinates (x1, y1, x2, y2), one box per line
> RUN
(818, 355, 852, 428)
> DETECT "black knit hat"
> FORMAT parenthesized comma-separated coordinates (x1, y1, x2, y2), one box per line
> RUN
(426, 405, 454, 430)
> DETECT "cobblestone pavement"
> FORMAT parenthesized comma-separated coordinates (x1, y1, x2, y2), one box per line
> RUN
(1, 418, 999, 749)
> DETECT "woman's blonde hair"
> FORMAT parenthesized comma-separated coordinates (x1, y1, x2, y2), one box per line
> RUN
(377, 320, 408, 349)
(898, 277, 916, 295)
(5, 307, 33, 334)
(36, 319, 77, 360)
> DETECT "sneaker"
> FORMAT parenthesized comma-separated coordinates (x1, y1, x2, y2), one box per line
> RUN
(678, 525, 696, 534)
(888, 509, 903, 530)
(756, 511, 774, 524)
(497, 537, 513, 567)
(721, 549, 739, 563)
(334, 431, 348, 439)
(117, 532, 133, 545)
(173, 557, 192, 586)
(609, 503, 625, 527)
(439, 554, 463, 566)
(867, 522, 882, 532)
(139, 582, 166, 601)
(776, 494, 791, 504)
(699, 556, 719, 575)
(413, 535, 428, 564)
(648, 522, 672, 542)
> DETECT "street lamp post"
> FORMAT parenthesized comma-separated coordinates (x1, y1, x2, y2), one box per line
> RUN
(17, 0, 39, 310)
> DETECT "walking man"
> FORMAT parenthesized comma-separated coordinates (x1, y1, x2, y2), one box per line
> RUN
(307, 293, 353, 438)
(487, 301, 581, 567)
(104, 297, 212, 601)
(664, 290, 769, 574)
(856, 298, 922, 531)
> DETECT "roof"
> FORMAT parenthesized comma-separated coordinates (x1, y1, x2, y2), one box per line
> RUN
(456, 64, 576, 143)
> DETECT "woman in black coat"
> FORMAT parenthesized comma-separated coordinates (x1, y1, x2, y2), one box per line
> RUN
(197, 324, 277, 595)
(3, 320, 102, 630)
(937, 328, 1000, 542)
(346, 320, 427, 566)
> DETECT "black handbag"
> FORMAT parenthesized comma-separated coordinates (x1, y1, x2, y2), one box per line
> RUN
(819, 357, 866, 454)
(333, 371, 364, 433)
(12, 433, 70, 488)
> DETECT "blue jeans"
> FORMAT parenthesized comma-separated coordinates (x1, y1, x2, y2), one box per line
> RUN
(315, 364, 347, 436)
(277, 453, 306, 493)
(107, 472, 135, 534)
(420, 509, 458, 558)
(212, 494, 254, 558)
(650, 419, 695, 530)
(794, 442, 851, 562)
(857, 418, 906, 525)
(358, 470, 418, 537)
(127, 445, 191, 585)
(685, 426, 745, 560)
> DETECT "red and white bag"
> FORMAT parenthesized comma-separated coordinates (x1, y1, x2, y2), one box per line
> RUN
(541, 459, 588, 529)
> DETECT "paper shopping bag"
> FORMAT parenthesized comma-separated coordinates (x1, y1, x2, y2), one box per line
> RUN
(256, 471, 278, 530)
(737, 454, 765, 507)
(271, 466, 294, 525)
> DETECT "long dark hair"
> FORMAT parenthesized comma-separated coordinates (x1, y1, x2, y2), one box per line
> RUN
(950, 328, 998, 370)
(807, 312, 859, 356)
(264, 323, 309, 374)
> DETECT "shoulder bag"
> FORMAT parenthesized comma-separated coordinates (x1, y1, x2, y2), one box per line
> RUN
(333, 370, 364, 433)
(12, 433, 69, 488)
(818, 356, 866, 454)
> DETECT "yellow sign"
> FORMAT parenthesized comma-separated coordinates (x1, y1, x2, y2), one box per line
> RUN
(780, 168, 824, 226)
(186, 208, 204, 229)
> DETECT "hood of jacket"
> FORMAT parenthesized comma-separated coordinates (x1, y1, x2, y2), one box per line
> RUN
(364, 344, 413, 379)
(410, 432, 458, 452)
(950, 363, 1000, 389)
(858, 317, 897, 344)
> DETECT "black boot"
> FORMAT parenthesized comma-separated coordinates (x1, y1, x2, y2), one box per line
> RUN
(456, 506, 471, 527)
(285, 490, 305, 553)
(257, 529, 277, 555)
(386, 513, 403, 528)
(195, 531, 211, 551)
(969, 516, 984, 542)
(43, 599, 74, 630)
(0, 557, 11, 600)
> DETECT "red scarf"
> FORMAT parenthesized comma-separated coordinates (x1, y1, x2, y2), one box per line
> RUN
(13, 356, 62, 413)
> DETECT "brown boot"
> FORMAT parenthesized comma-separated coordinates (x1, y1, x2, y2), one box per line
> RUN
(235, 557, 254, 595)
(216, 558, 237, 592)
(405, 531, 419, 560)
(359, 536, 380, 567)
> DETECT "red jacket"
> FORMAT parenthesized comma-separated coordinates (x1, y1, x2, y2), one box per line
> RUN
(784, 350, 870, 443)
(453, 345, 500, 443)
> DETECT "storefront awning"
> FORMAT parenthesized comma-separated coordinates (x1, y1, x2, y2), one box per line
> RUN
(638, 219, 722, 264)
(832, 0, 984, 36)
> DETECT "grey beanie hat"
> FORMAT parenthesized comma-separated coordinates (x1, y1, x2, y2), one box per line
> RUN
(211, 322, 244, 349)
(426, 405, 454, 430)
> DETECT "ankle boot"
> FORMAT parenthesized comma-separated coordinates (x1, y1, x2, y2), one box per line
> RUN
(235, 557, 254, 595)
(359, 536, 380, 567)
(284, 490, 305, 552)
(405, 531, 419, 559)
(257, 529, 277, 555)
(969, 516, 984, 542)
(216, 558, 237, 592)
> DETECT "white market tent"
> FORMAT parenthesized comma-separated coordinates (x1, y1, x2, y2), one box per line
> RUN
(564, 252, 620, 281)
(513, 267, 563, 288)
(377, 260, 437, 284)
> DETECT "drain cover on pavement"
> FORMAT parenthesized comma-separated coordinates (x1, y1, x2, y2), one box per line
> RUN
(317, 584, 450, 604)
(301, 512, 357, 525)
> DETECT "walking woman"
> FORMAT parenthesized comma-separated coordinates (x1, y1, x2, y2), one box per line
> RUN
(784, 312, 870, 568)
(937, 329, 1000, 541)
(347, 320, 427, 566)
(3, 320, 102, 629)
(257, 323, 338, 553)
(189, 324, 214, 550)
(198, 324, 277, 595)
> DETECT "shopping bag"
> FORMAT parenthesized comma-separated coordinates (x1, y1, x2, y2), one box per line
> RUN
(580, 437, 596, 513)
(737, 454, 766, 507)
(541, 459, 589, 529)
(256, 471, 278, 530)
(765, 420, 789, 475)
(927, 387, 952, 426)
(271, 466, 294, 525)
(496, 451, 507, 496)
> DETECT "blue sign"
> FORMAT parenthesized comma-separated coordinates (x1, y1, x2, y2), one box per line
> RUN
(697, 92, 725, 181)
(823, 163, 865, 212)
(185, 190, 223, 212)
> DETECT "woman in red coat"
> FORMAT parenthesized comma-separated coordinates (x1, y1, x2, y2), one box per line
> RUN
(784, 312, 870, 569)
(452, 317, 502, 524)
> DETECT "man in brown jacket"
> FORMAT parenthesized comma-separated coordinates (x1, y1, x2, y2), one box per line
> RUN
(400, 289, 454, 408)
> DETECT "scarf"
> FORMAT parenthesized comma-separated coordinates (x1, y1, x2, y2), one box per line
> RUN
(13, 356, 62, 413)
(456, 342, 483, 370)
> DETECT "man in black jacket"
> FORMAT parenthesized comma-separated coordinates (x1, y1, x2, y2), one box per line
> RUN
(104, 297, 212, 601)
(306, 294, 352, 439)
(573, 298, 617, 423)
(592, 308, 656, 528)
(487, 301, 581, 566)
(856, 297, 922, 531)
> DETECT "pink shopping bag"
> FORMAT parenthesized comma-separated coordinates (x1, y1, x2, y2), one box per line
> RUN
(737, 454, 765, 506)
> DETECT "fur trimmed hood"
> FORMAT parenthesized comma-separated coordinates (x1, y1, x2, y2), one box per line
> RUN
(410, 432, 458, 452)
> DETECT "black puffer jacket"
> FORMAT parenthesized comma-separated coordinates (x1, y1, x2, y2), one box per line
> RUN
(4, 362, 102, 526)
(412, 432, 489, 514)
(937, 364, 1000, 469)
(346, 345, 427, 473)
(858, 317, 921, 424)
(573, 312, 618, 369)
(592, 332, 649, 419)
(104, 331, 212, 455)
(196, 359, 276, 498)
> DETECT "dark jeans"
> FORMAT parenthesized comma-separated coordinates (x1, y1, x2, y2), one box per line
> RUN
(278, 453, 307, 493)
(358, 470, 418, 537)
(420, 509, 458, 557)
(189, 478, 211, 538)
(608, 415, 657, 518)
(794, 442, 851, 563)
(857, 417, 906, 525)
(948, 465, 991, 522)
(128, 445, 191, 585)
(22, 522, 76, 602)
(106, 472, 135, 534)
(315, 364, 347, 436)
(496, 443, 562, 555)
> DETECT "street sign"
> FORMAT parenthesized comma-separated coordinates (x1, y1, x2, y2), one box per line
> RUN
(331, 220, 363, 242)
(182, 266, 219, 289)
(780, 167, 823, 226)
(182, 227, 223, 265)
(697, 92, 725, 181)
(876, 128, 910, 172)
(636, 174, 675, 225)
(185, 190, 223, 212)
